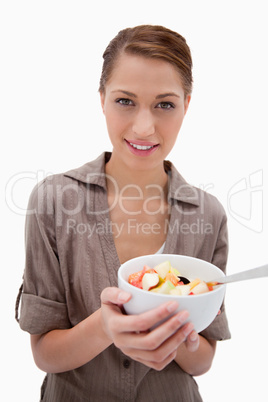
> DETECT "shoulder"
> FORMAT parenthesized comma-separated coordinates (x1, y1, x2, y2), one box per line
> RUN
(200, 189, 226, 218)
(168, 161, 226, 221)
(28, 152, 109, 210)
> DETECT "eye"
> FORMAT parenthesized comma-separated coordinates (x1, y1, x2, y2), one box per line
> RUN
(116, 98, 134, 106)
(156, 102, 175, 110)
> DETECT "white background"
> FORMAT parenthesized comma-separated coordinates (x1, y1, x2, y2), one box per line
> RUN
(1, 1, 267, 401)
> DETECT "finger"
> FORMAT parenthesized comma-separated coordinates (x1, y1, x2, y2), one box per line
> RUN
(185, 330, 200, 352)
(101, 287, 131, 306)
(110, 300, 180, 334)
(133, 348, 178, 371)
(123, 323, 195, 370)
(136, 310, 191, 350)
(116, 311, 192, 353)
(123, 314, 193, 354)
(103, 301, 180, 345)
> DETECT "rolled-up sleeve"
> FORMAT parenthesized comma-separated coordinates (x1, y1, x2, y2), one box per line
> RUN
(18, 179, 71, 334)
(19, 294, 70, 334)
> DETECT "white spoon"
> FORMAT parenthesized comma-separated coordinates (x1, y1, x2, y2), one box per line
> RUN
(207, 263, 268, 286)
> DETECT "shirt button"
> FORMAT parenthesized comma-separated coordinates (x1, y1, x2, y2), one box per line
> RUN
(123, 359, 131, 368)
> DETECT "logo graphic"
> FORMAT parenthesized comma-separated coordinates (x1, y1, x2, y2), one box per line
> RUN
(227, 170, 263, 233)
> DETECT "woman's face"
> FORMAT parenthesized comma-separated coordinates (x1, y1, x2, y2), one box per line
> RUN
(100, 53, 190, 172)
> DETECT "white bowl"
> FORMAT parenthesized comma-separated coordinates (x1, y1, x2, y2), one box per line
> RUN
(118, 254, 226, 333)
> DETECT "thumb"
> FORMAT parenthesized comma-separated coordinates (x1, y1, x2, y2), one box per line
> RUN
(101, 287, 131, 305)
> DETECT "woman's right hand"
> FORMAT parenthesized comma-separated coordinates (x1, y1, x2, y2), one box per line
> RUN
(100, 287, 194, 371)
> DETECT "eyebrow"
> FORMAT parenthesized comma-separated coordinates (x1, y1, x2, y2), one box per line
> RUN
(112, 90, 181, 99)
(156, 92, 181, 99)
(112, 90, 137, 98)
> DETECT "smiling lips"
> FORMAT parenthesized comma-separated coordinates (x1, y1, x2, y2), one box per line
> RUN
(125, 139, 159, 156)
(130, 142, 154, 150)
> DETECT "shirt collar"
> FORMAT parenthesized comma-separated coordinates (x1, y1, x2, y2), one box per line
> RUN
(165, 161, 200, 206)
(64, 152, 110, 189)
(64, 152, 200, 207)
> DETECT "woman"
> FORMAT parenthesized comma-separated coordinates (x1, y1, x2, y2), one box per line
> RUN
(17, 25, 230, 401)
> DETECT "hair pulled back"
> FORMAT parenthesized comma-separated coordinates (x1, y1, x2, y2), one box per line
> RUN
(99, 25, 193, 97)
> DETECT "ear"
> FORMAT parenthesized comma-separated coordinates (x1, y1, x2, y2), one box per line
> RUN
(184, 94, 191, 116)
(100, 92, 105, 114)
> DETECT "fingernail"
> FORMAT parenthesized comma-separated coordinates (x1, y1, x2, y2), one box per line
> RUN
(166, 301, 178, 313)
(176, 310, 189, 324)
(183, 322, 194, 337)
(118, 292, 129, 303)
(189, 331, 198, 342)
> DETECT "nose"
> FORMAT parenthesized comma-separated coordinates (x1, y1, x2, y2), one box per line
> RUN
(132, 108, 155, 137)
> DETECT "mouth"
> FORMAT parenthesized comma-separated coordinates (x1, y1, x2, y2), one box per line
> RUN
(129, 142, 155, 150)
(125, 139, 159, 155)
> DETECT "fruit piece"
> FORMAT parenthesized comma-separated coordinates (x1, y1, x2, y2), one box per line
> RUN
(179, 284, 192, 295)
(142, 273, 159, 291)
(143, 265, 156, 274)
(128, 266, 157, 289)
(191, 281, 209, 295)
(128, 267, 146, 289)
(170, 284, 191, 296)
(154, 261, 171, 280)
(169, 288, 181, 296)
(170, 267, 181, 276)
(166, 272, 179, 286)
(177, 276, 190, 285)
(206, 281, 218, 287)
(150, 280, 175, 294)
(189, 278, 201, 290)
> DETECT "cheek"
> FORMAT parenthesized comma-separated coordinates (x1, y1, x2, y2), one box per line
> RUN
(105, 109, 130, 135)
(161, 114, 184, 136)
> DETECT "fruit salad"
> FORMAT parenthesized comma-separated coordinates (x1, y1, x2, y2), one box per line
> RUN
(128, 260, 215, 295)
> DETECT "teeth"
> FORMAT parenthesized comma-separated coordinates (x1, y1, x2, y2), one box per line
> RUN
(129, 142, 154, 150)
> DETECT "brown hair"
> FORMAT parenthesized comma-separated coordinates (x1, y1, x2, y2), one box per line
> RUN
(99, 25, 193, 97)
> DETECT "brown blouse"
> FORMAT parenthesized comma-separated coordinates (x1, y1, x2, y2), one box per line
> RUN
(17, 152, 231, 402)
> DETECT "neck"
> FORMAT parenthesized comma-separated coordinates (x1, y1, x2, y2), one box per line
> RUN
(105, 152, 169, 198)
